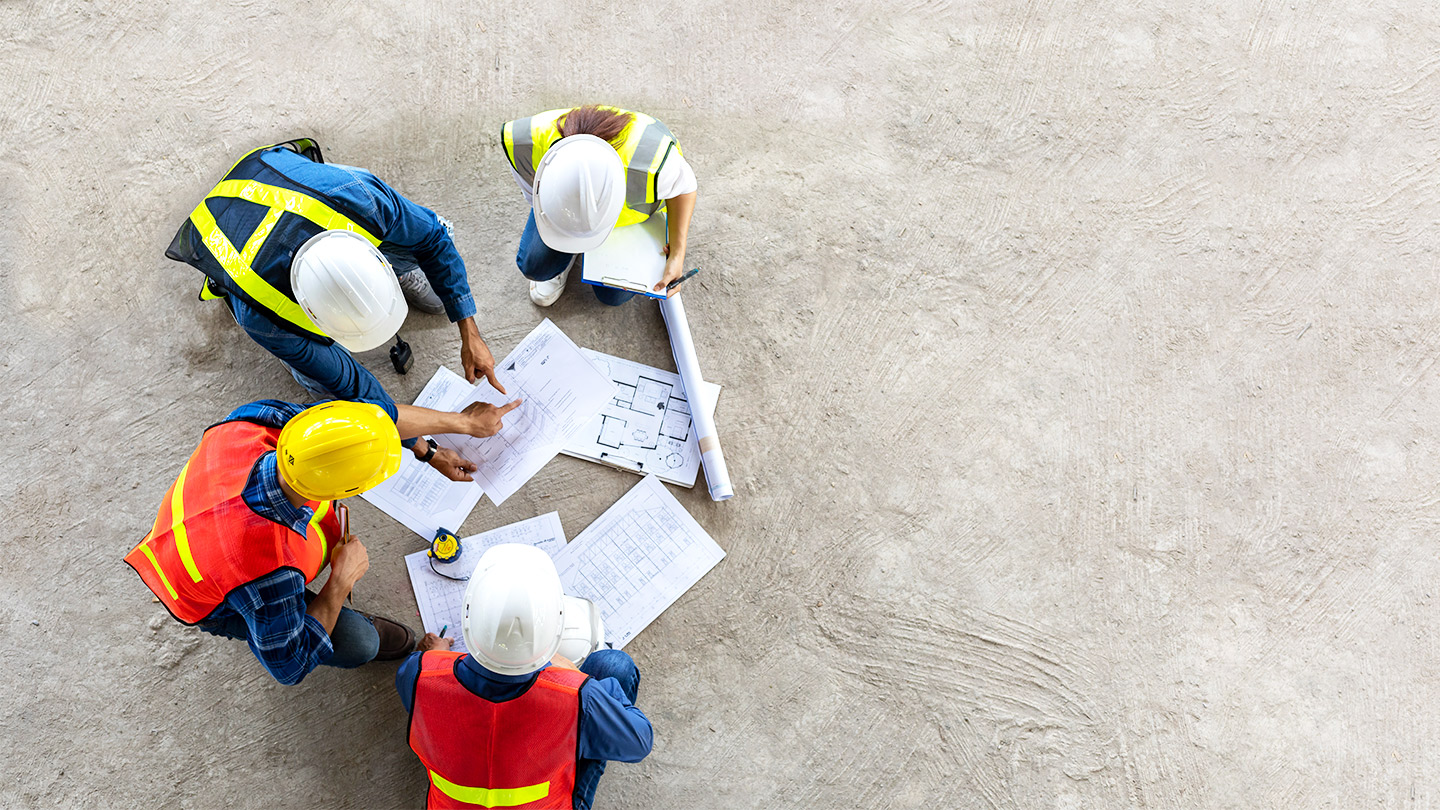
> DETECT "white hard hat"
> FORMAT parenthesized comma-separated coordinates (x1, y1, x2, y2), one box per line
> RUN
(291, 230, 407, 352)
(556, 595, 605, 667)
(461, 544, 566, 675)
(532, 134, 625, 253)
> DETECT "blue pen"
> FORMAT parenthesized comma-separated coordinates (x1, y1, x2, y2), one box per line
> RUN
(439, 625, 448, 638)
(665, 267, 701, 291)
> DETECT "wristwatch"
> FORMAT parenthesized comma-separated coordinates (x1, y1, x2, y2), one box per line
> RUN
(419, 437, 438, 463)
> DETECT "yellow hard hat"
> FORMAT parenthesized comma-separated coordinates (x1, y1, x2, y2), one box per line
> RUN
(276, 401, 402, 501)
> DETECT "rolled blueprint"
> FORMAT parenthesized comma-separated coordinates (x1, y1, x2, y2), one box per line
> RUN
(660, 292, 734, 501)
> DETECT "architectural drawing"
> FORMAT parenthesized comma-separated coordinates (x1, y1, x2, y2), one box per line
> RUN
(561, 349, 721, 488)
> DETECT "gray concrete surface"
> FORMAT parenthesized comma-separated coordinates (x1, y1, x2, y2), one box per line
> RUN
(3, 0, 1439, 807)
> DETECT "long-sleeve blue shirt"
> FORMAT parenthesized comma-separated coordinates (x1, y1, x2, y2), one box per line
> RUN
(395, 653, 653, 765)
(196, 398, 397, 685)
(260, 147, 477, 324)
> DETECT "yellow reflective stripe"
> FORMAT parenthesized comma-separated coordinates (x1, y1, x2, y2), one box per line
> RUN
(429, 772, 548, 808)
(135, 543, 179, 601)
(207, 180, 381, 245)
(308, 500, 331, 561)
(187, 196, 329, 338)
(169, 463, 204, 584)
(239, 207, 284, 267)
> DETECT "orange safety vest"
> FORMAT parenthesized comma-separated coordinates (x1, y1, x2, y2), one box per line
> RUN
(124, 419, 340, 624)
(408, 652, 588, 809)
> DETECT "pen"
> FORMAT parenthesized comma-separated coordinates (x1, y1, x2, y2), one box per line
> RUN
(665, 267, 701, 291)
(439, 625, 448, 638)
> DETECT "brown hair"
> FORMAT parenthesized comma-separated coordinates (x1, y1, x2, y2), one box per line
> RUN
(558, 105, 634, 148)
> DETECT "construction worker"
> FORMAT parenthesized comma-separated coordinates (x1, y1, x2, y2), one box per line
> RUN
(398, 545, 652, 810)
(125, 398, 507, 685)
(166, 139, 515, 481)
(502, 105, 697, 306)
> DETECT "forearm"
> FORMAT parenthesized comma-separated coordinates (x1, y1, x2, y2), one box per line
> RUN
(305, 575, 351, 635)
(458, 317, 481, 345)
(394, 403, 470, 439)
(665, 191, 697, 259)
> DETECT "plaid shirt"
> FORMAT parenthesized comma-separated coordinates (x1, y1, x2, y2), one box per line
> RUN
(195, 400, 347, 685)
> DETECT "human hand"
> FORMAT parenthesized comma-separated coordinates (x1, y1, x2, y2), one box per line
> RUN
(549, 653, 579, 671)
(418, 632, 453, 652)
(427, 446, 478, 482)
(329, 535, 370, 588)
(457, 399, 522, 438)
(654, 245, 686, 295)
(460, 324, 506, 394)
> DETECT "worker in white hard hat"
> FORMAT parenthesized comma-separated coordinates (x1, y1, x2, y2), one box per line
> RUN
(166, 139, 518, 481)
(501, 105, 698, 306)
(397, 544, 652, 810)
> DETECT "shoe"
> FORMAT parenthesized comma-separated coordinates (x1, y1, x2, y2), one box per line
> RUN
(367, 614, 418, 661)
(397, 269, 445, 315)
(529, 255, 580, 307)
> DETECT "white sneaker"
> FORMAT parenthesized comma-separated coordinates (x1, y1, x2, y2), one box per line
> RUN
(397, 269, 445, 315)
(529, 260, 576, 307)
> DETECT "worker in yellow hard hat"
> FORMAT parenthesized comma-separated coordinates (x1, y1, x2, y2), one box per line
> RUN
(124, 397, 511, 685)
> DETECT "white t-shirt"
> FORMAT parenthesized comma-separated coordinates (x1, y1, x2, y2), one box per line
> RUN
(510, 151, 697, 207)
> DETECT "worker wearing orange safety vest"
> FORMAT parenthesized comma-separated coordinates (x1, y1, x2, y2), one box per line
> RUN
(398, 545, 652, 809)
(126, 398, 507, 685)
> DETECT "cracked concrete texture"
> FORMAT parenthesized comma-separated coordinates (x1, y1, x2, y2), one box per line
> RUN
(4, 0, 1440, 807)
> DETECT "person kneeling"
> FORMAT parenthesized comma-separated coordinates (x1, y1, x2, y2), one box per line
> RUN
(396, 545, 653, 809)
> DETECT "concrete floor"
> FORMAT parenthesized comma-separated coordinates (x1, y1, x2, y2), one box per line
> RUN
(4, 0, 1439, 807)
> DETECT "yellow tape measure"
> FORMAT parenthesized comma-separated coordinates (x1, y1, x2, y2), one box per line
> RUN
(429, 528, 461, 564)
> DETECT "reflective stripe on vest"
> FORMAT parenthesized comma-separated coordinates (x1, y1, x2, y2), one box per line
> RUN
(124, 420, 339, 625)
(502, 107, 680, 228)
(428, 772, 549, 808)
(408, 652, 587, 810)
(186, 149, 382, 339)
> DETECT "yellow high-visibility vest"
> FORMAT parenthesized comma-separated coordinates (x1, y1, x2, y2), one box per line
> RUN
(171, 140, 382, 342)
(501, 107, 681, 228)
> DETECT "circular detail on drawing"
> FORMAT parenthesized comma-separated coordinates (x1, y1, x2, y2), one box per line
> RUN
(665, 453, 683, 468)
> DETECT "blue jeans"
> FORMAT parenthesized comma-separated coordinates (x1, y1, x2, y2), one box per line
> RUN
(573, 649, 642, 810)
(202, 590, 381, 669)
(226, 296, 395, 406)
(517, 211, 636, 307)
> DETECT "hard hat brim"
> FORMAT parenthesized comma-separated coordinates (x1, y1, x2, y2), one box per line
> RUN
(533, 209, 616, 253)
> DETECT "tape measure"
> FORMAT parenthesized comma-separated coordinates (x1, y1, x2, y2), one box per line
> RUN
(429, 528, 461, 564)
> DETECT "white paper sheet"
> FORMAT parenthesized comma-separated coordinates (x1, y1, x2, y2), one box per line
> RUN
(552, 475, 726, 648)
(360, 367, 483, 539)
(560, 349, 722, 487)
(660, 293, 734, 500)
(435, 319, 617, 506)
(404, 512, 568, 654)
(581, 214, 668, 299)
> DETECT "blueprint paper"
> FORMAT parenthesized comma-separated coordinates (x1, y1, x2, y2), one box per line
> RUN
(660, 293, 734, 500)
(551, 475, 726, 648)
(435, 319, 617, 506)
(404, 512, 568, 654)
(360, 367, 483, 539)
(560, 349, 722, 488)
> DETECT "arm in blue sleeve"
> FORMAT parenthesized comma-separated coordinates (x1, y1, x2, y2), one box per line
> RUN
(396, 650, 424, 713)
(576, 678, 654, 763)
(353, 173, 476, 323)
(225, 570, 334, 686)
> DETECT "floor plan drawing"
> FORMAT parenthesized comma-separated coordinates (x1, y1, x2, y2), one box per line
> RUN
(563, 349, 722, 487)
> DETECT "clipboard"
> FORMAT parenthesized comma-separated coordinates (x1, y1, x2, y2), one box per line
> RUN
(582, 215, 668, 299)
